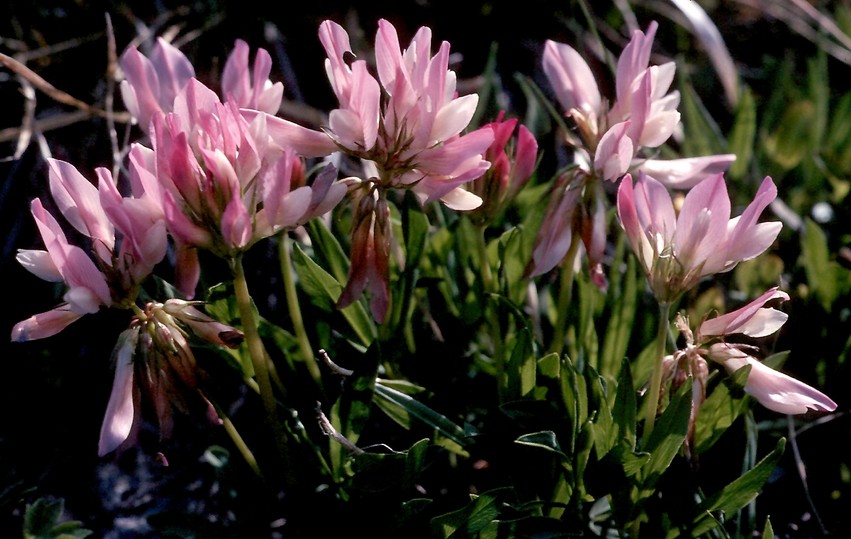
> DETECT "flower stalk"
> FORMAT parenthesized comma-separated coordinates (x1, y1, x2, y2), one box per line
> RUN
(279, 234, 323, 388)
(230, 254, 290, 473)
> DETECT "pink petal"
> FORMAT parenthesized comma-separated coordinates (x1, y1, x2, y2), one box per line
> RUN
(542, 40, 601, 119)
(47, 159, 114, 252)
(99, 328, 139, 456)
(11, 305, 83, 342)
(699, 287, 789, 338)
(727, 355, 837, 415)
(638, 154, 736, 189)
(249, 111, 338, 158)
(16, 249, 62, 282)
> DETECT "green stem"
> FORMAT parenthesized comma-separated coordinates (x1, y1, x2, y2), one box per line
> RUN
(475, 223, 507, 400)
(547, 231, 581, 357)
(230, 254, 290, 473)
(278, 234, 323, 388)
(213, 401, 263, 479)
(642, 302, 671, 443)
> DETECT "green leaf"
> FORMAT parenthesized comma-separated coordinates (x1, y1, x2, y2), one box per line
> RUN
(762, 100, 816, 170)
(692, 438, 786, 535)
(402, 192, 430, 270)
(506, 327, 537, 398)
(496, 226, 532, 304)
(800, 218, 839, 310)
(23, 497, 92, 539)
(678, 74, 728, 157)
(431, 488, 512, 539)
(292, 243, 376, 346)
(806, 48, 829, 150)
(600, 244, 638, 382)
(537, 353, 560, 380)
(373, 381, 469, 455)
(762, 516, 775, 539)
(613, 357, 637, 452)
(305, 218, 350, 284)
(349, 438, 430, 496)
(515, 431, 567, 459)
(728, 86, 757, 179)
(637, 383, 692, 498)
(693, 368, 750, 454)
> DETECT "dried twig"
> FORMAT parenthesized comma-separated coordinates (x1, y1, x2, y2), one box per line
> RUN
(318, 349, 354, 377)
(316, 402, 363, 455)
(0, 52, 131, 123)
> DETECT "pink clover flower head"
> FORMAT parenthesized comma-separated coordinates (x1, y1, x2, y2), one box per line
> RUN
(616, 171, 781, 303)
(310, 19, 494, 208)
(150, 78, 346, 258)
(542, 21, 734, 186)
(12, 158, 167, 342)
(98, 300, 242, 456)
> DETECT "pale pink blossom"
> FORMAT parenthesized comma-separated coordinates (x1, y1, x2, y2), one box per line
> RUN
(616, 171, 781, 303)
(678, 288, 837, 416)
(698, 288, 835, 414)
(542, 39, 601, 136)
(698, 287, 790, 339)
(530, 22, 734, 288)
(272, 19, 493, 209)
(149, 78, 346, 259)
(12, 158, 167, 342)
(542, 21, 731, 186)
(526, 172, 583, 278)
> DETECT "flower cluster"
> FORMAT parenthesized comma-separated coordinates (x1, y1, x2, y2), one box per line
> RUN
(12, 37, 345, 455)
(528, 22, 735, 283)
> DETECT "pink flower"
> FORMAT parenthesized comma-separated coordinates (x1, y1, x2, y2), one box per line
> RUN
(121, 37, 284, 130)
(270, 19, 494, 209)
(616, 171, 781, 303)
(525, 170, 608, 288)
(542, 38, 602, 137)
(12, 158, 167, 341)
(99, 300, 242, 456)
(468, 113, 539, 224)
(149, 78, 346, 259)
(694, 288, 836, 415)
(698, 287, 790, 340)
(542, 21, 732, 186)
